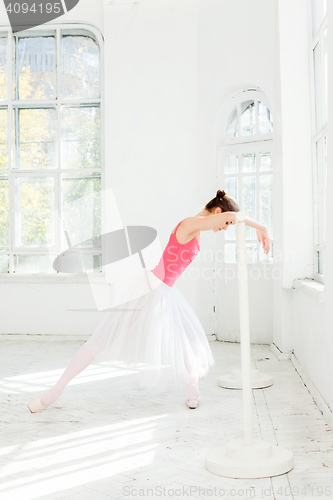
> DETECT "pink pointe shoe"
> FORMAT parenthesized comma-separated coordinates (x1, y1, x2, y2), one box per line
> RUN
(27, 396, 47, 413)
(185, 397, 201, 409)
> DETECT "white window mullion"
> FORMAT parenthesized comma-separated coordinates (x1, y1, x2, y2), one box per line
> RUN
(310, 1, 327, 281)
(256, 151, 260, 261)
(56, 27, 62, 257)
(7, 32, 13, 273)
(255, 99, 259, 136)
(11, 98, 101, 107)
(320, 28, 326, 125)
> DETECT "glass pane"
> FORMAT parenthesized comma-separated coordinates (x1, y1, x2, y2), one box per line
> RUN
(258, 102, 273, 133)
(225, 177, 238, 200)
(62, 173, 101, 248)
(12, 109, 15, 169)
(323, 135, 327, 243)
(316, 138, 323, 245)
(323, 0, 327, 16)
(0, 37, 7, 100)
(246, 244, 257, 264)
(241, 101, 255, 135)
(17, 37, 56, 100)
(242, 153, 256, 172)
(318, 250, 324, 275)
(15, 177, 55, 247)
(224, 155, 238, 174)
(258, 244, 273, 264)
(0, 254, 9, 272)
(313, 43, 322, 132)
(14, 254, 57, 274)
(61, 35, 100, 99)
(225, 108, 238, 139)
(243, 176, 256, 239)
(0, 179, 9, 247)
(260, 152, 272, 171)
(312, 0, 320, 36)
(56, 253, 102, 273)
(225, 177, 238, 240)
(0, 108, 7, 169)
(18, 108, 56, 169)
(324, 28, 327, 124)
(259, 174, 273, 238)
(225, 243, 236, 263)
(61, 106, 100, 169)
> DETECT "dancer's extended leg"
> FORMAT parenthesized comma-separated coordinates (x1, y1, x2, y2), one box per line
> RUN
(28, 343, 95, 412)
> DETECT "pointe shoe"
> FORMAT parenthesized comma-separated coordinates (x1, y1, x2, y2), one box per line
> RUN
(185, 397, 201, 409)
(27, 396, 47, 413)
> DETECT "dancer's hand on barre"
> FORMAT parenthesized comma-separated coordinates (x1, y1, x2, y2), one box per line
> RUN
(256, 227, 271, 255)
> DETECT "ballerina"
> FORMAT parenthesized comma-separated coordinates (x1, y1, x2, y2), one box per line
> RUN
(28, 189, 271, 413)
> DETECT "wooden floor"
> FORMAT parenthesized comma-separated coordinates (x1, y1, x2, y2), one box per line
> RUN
(0, 339, 332, 500)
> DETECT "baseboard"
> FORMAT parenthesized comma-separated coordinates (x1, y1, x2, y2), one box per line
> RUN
(207, 334, 217, 342)
(0, 334, 90, 341)
(291, 352, 333, 432)
(270, 342, 292, 360)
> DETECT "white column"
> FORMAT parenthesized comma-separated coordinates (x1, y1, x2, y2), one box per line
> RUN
(273, 0, 313, 353)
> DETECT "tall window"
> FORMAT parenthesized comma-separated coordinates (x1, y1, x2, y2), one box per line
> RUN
(0, 27, 102, 274)
(217, 90, 273, 264)
(310, 0, 327, 283)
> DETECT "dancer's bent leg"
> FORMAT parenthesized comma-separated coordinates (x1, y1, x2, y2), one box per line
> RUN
(40, 343, 95, 407)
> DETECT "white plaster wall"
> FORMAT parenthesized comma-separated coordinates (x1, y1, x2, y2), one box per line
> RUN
(273, 0, 313, 354)
(0, 0, 276, 338)
(0, 0, 106, 337)
(0, 0, 199, 336)
(196, 0, 275, 341)
(276, 0, 333, 422)
(290, 0, 333, 417)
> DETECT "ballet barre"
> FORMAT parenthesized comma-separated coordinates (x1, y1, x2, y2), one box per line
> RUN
(205, 211, 293, 478)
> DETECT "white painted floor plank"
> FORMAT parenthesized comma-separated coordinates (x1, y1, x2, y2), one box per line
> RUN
(0, 340, 332, 500)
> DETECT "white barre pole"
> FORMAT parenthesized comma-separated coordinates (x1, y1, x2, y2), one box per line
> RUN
(217, 209, 273, 390)
(205, 211, 293, 478)
(236, 211, 253, 446)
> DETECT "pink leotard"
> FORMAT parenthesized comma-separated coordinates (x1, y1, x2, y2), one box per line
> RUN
(151, 220, 200, 287)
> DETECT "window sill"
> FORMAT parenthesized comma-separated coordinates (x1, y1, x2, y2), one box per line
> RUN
(0, 273, 105, 284)
(292, 278, 325, 303)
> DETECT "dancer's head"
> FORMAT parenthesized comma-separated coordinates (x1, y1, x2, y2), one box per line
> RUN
(204, 190, 240, 232)
(205, 190, 240, 214)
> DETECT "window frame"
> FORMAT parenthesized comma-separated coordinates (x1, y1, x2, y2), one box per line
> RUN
(0, 23, 104, 279)
(308, 0, 327, 284)
(216, 89, 274, 267)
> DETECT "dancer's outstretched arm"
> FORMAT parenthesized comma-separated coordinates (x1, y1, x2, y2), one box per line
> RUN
(183, 213, 271, 255)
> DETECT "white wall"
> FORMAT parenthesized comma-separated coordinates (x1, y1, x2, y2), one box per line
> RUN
(273, 0, 314, 355)
(268, 0, 333, 427)
(196, 0, 275, 342)
(289, 0, 333, 422)
(0, 0, 106, 338)
(0, 0, 200, 336)
(1, 0, 276, 340)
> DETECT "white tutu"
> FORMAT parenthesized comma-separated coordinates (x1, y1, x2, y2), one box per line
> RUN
(84, 270, 215, 393)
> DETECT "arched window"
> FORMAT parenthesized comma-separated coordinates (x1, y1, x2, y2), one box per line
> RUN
(0, 26, 103, 274)
(217, 89, 273, 264)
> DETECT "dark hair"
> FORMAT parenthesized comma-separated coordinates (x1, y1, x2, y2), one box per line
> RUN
(205, 190, 240, 213)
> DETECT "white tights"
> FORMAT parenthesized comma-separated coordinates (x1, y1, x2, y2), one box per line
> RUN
(40, 343, 200, 407)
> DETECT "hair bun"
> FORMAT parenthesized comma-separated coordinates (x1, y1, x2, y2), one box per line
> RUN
(216, 189, 227, 198)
